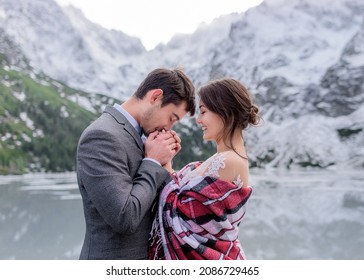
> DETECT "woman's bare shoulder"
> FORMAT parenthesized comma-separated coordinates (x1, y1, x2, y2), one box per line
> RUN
(215, 151, 249, 186)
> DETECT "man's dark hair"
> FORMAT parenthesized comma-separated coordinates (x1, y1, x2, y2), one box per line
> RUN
(134, 67, 196, 116)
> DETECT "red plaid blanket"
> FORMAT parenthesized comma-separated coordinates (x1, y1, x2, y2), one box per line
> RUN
(149, 162, 252, 260)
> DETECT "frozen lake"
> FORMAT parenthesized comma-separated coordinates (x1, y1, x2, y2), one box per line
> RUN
(0, 169, 363, 259)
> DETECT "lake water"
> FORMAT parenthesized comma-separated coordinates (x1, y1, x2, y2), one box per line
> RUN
(0, 169, 363, 260)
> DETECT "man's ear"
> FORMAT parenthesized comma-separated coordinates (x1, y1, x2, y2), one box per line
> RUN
(148, 89, 163, 104)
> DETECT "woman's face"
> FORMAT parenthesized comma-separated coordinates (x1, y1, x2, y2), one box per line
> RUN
(195, 101, 224, 142)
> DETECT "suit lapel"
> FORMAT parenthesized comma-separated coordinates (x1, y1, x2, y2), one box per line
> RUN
(104, 105, 144, 151)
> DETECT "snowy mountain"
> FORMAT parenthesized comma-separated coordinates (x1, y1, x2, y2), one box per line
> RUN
(0, 28, 119, 174)
(0, 0, 145, 96)
(1, 0, 363, 171)
(199, 0, 364, 170)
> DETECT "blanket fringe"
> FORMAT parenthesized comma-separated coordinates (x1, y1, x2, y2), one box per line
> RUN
(149, 217, 163, 260)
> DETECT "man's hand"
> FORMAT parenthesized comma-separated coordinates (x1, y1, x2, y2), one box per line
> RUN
(144, 130, 181, 166)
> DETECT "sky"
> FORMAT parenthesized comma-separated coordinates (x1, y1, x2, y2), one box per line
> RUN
(54, 0, 263, 50)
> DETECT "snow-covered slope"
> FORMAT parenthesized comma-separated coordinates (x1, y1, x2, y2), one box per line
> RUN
(1, 0, 363, 170)
(0, 0, 145, 96)
(142, 0, 364, 169)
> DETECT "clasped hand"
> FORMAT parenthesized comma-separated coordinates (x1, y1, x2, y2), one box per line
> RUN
(144, 129, 181, 166)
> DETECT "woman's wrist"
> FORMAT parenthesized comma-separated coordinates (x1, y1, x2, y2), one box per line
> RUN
(163, 161, 174, 173)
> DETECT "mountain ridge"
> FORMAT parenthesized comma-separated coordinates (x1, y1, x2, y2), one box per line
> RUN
(0, 0, 363, 172)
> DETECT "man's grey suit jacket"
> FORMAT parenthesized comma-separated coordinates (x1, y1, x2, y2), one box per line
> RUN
(76, 105, 170, 259)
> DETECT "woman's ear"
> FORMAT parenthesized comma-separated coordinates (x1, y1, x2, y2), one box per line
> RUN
(148, 89, 163, 104)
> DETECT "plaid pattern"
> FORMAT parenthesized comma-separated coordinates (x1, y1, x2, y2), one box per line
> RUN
(149, 162, 252, 260)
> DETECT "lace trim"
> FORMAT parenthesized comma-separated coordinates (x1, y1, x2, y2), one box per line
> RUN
(205, 153, 226, 178)
(181, 152, 243, 187)
(233, 174, 243, 187)
(205, 153, 243, 187)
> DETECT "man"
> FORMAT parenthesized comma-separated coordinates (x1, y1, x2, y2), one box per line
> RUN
(76, 67, 195, 259)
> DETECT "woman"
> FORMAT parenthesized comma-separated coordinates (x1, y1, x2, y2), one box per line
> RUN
(149, 78, 260, 260)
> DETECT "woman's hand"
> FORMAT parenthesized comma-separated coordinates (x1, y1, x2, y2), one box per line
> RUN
(163, 161, 174, 173)
(157, 130, 181, 172)
(166, 130, 181, 154)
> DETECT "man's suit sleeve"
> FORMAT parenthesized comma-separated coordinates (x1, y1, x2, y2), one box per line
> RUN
(77, 128, 171, 234)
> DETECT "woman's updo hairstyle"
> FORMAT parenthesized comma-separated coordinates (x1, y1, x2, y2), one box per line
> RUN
(198, 78, 260, 126)
(198, 78, 260, 159)
(197, 78, 260, 148)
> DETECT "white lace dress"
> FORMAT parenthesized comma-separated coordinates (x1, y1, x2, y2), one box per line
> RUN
(180, 152, 243, 188)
